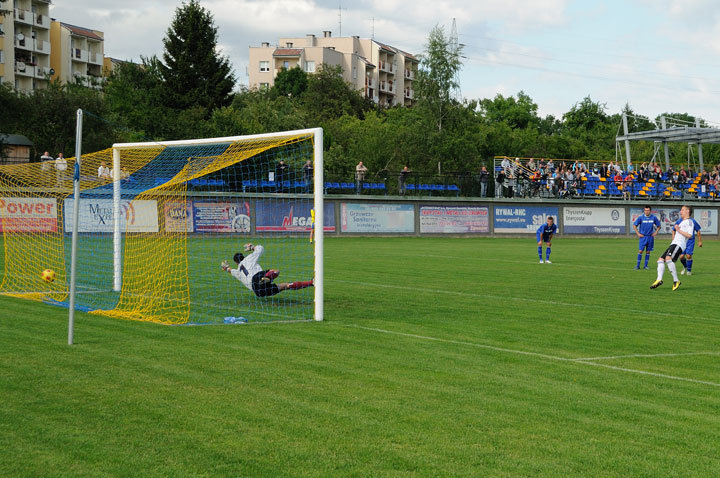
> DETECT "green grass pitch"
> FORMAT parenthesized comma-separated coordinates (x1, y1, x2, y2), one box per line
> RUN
(1, 237, 720, 475)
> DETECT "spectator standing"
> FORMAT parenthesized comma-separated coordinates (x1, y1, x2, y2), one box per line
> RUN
(479, 166, 489, 197)
(275, 159, 289, 192)
(302, 160, 313, 192)
(506, 172, 515, 198)
(501, 157, 511, 175)
(495, 169, 505, 198)
(355, 161, 368, 194)
(398, 166, 412, 195)
(599, 162, 608, 178)
(40, 151, 53, 163)
(40, 151, 53, 178)
(55, 153, 67, 187)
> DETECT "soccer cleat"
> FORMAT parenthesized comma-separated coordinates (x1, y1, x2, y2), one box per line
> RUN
(539, 260, 544, 264)
(649, 279, 663, 289)
(634, 266, 640, 270)
(686, 271, 692, 276)
(680, 268, 686, 275)
(545, 260, 552, 264)
(643, 266, 649, 270)
(221, 260, 230, 272)
(672, 281, 681, 291)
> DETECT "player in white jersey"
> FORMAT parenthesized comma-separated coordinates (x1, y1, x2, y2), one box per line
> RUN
(650, 205, 694, 291)
(221, 244, 313, 297)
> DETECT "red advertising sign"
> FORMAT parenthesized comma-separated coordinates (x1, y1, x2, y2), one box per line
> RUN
(0, 197, 58, 232)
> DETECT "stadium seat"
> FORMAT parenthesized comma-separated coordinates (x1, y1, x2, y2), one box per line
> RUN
(447, 184, 460, 196)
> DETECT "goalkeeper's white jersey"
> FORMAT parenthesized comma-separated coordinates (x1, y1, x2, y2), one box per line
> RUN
(230, 245, 264, 291)
(671, 219, 693, 251)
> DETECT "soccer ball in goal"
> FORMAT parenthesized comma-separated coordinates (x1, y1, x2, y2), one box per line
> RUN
(0, 128, 324, 325)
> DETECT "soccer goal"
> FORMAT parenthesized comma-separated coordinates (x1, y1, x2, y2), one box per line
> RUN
(0, 125, 324, 326)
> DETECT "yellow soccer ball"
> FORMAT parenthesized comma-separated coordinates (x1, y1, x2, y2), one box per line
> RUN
(41, 269, 56, 283)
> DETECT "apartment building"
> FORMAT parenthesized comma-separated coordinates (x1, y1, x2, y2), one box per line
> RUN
(248, 32, 418, 107)
(0, 0, 53, 92)
(49, 21, 104, 88)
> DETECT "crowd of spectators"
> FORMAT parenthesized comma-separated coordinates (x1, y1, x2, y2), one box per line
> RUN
(495, 157, 720, 200)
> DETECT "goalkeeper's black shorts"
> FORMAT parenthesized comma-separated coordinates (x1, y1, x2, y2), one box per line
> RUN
(251, 270, 280, 297)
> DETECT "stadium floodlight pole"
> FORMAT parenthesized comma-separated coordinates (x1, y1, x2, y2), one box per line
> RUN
(68, 108, 83, 345)
(112, 148, 122, 292)
(313, 127, 324, 322)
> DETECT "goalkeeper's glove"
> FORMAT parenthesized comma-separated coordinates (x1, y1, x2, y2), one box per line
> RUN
(244, 243, 255, 252)
(221, 260, 231, 272)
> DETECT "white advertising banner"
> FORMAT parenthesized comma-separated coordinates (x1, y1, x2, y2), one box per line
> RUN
(0, 197, 58, 232)
(340, 203, 415, 233)
(563, 207, 626, 234)
(64, 198, 159, 233)
(630, 207, 718, 235)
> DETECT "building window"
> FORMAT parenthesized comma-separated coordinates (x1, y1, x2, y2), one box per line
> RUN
(282, 60, 290, 69)
(260, 82, 269, 90)
(259, 61, 270, 72)
(304, 60, 315, 73)
(0, 51, 3, 64)
(353, 66, 357, 79)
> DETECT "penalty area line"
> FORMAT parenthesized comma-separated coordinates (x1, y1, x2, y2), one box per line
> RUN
(327, 278, 720, 325)
(339, 323, 720, 388)
(572, 351, 720, 362)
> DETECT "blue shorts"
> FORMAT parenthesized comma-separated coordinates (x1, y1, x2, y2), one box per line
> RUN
(537, 232, 552, 243)
(684, 240, 695, 256)
(638, 236, 654, 251)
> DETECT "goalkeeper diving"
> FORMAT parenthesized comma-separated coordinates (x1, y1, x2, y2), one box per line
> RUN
(221, 244, 313, 297)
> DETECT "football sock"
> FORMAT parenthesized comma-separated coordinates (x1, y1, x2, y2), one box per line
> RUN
(668, 262, 679, 282)
(287, 280, 313, 290)
(680, 257, 687, 268)
(656, 261, 665, 281)
(538, 246, 543, 260)
(644, 253, 651, 268)
(636, 253, 642, 268)
(687, 259, 693, 272)
(546, 247, 551, 260)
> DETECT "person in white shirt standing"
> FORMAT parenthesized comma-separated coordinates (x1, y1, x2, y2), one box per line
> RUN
(221, 244, 313, 297)
(650, 205, 694, 291)
(97, 161, 111, 180)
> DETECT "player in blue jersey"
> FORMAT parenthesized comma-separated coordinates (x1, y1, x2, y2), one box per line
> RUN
(674, 217, 703, 276)
(632, 206, 661, 269)
(536, 217, 558, 263)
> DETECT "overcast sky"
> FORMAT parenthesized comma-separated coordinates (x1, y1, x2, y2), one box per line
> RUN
(50, 0, 720, 123)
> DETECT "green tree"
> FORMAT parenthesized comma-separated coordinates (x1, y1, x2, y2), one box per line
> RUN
(414, 25, 463, 133)
(479, 91, 539, 130)
(160, 0, 235, 112)
(302, 64, 372, 125)
(273, 66, 308, 98)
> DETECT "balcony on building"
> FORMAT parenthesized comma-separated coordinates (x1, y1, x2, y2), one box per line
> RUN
(34, 65, 51, 79)
(404, 68, 415, 80)
(14, 8, 33, 25)
(33, 38, 51, 55)
(71, 47, 89, 63)
(33, 11, 50, 29)
(404, 88, 414, 100)
(14, 33, 33, 52)
(14, 61, 35, 78)
(88, 50, 103, 66)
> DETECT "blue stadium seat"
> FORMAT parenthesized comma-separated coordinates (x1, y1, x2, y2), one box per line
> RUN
(341, 182, 354, 189)
(406, 184, 416, 191)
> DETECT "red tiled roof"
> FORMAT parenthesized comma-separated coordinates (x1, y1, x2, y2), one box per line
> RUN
(61, 23, 103, 41)
(273, 48, 303, 56)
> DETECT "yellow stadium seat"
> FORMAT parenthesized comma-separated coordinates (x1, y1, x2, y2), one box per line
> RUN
(639, 190, 647, 196)
(595, 189, 602, 195)
(600, 177, 606, 182)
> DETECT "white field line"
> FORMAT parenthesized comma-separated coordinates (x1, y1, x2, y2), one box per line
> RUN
(327, 278, 720, 324)
(340, 324, 720, 388)
(573, 351, 720, 362)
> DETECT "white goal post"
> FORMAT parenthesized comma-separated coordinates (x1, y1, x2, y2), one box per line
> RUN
(69, 126, 324, 330)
